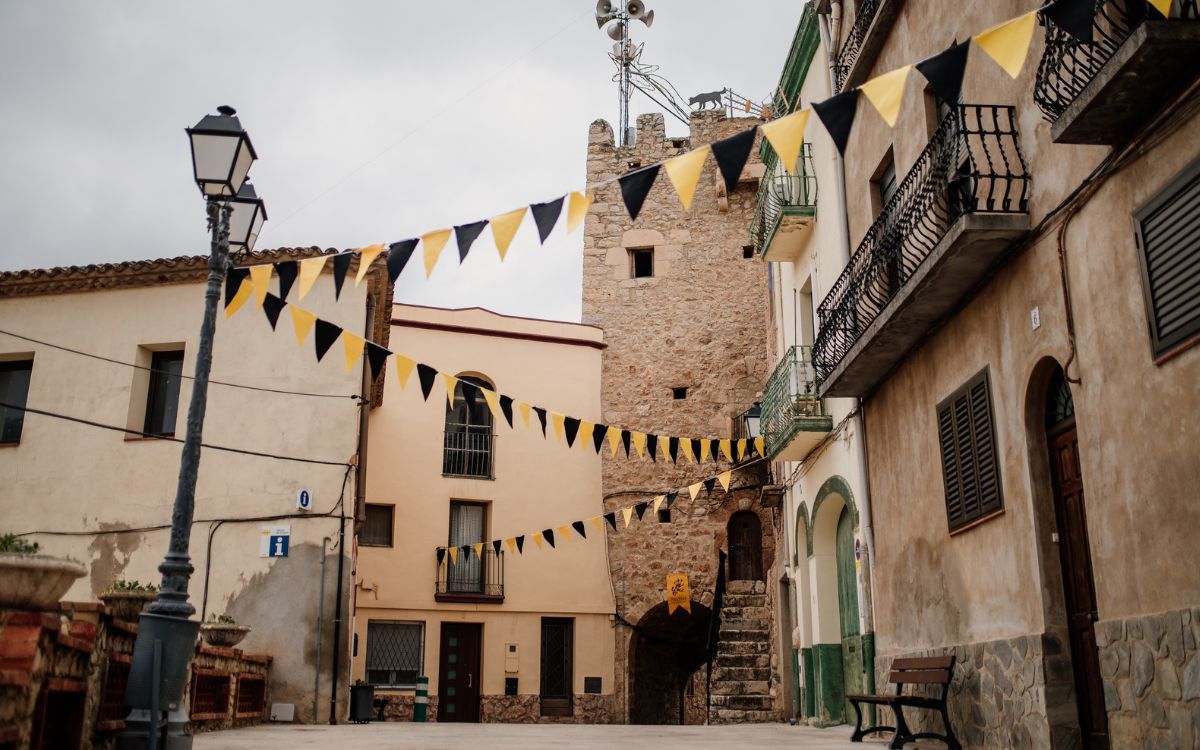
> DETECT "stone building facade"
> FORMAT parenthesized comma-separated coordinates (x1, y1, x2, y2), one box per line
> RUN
(581, 110, 782, 723)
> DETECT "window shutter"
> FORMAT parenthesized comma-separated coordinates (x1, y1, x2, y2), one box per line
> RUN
(1135, 162, 1200, 357)
(937, 369, 1003, 533)
(937, 402, 965, 529)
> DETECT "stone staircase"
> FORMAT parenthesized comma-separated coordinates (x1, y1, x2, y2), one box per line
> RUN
(709, 579, 780, 723)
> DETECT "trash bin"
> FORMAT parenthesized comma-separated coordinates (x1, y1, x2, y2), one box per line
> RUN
(350, 682, 375, 723)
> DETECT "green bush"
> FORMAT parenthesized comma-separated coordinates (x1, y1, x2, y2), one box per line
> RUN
(0, 534, 40, 554)
(107, 579, 158, 593)
(208, 613, 237, 625)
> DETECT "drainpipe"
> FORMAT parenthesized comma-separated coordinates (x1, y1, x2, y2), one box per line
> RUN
(314, 535, 331, 722)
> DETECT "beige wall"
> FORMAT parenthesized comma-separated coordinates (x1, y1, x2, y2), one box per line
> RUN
(353, 304, 614, 705)
(0, 265, 374, 722)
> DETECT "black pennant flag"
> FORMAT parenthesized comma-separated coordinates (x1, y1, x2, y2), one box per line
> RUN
(690, 439, 703, 463)
(703, 478, 717, 496)
(592, 424, 608, 454)
(417, 364, 438, 401)
(332, 253, 352, 299)
(1042, 0, 1095, 42)
(709, 439, 720, 462)
(711, 127, 757, 193)
(915, 41, 972, 106)
(634, 502, 648, 520)
(314, 320, 342, 362)
(365, 343, 390, 380)
(572, 520, 587, 539)
(262, 293, 286, 330)
(436, 548, 446, 566)
(225, 266, 249, 308)
(516, 535, 525, 554)
(604, 512, 618, 530)
(530, 197, 565, 244)
(668, 436, 679, 464)
(621, 430, 632, 458)
(813, 89, 861, 155)
(543, 529, 555, 548)
(461, 381, 480, 408)
(461, 544, 472, 561)
(275, 260, 299, 301)
(564, 417, 581, 447)
(534, 407, 548, 436)
(388, 239, 419, 283)
(618, 164, 661, 221)
(499, 395, 515, 428)
(665, 491, 678, 507)
(492, 539, 502, 555)
(646, 434, 658, 462)
(454, 221, 489, 263)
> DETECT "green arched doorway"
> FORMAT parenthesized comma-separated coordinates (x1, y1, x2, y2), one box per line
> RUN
(835, 505, 863, 719)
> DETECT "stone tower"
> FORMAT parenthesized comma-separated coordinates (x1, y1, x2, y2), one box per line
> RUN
(581, 110, 781, 724)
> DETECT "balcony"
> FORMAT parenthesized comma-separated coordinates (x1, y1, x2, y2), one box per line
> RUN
(1035, 0, 1200, 145)
(751, 143, 819, 262)
(762, 345, 833, 462)
(813, 104, 1030, 398)
(833, 0, 906, 92)
(442, 424, 494, 479)
(436, 548, 504, 603)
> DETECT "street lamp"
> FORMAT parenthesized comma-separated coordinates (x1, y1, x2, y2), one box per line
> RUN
(741, 402, 762, 442)
(120, 106, 262, 750)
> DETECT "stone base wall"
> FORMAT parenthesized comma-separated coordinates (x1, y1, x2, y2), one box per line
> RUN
(374, 693, 617, 724)
(1097, 606, 1200, 749)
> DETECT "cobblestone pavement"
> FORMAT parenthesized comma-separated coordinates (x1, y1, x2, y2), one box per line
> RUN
(193, 722, 917, 749)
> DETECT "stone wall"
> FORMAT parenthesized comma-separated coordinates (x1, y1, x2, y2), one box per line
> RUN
(1097, 606, 1200, 749)
(373, 693, 616, 724)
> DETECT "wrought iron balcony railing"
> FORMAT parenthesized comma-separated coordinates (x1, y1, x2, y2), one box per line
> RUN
(443, 424, 494, 479)
(834, 0, 884, 91)
(762, 345, 830, 460)
(751, 143, 818, 255)
(813, 105, 1030, 384)
(436, 548, 504, 601)
(1035, 0, 1198, 123)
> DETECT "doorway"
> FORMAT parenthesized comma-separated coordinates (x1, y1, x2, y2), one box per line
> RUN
(1044, 367, 1108, 748)
(728, 511, 763, 581)
(835, 506, 863, 717)
(437, 623, 482, 723)
(540, 618, 574, 717)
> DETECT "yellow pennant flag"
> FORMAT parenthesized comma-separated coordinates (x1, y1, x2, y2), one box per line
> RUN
(718, 470, 732, 492)
(578, 421, 594, 450)
(448, 546, 458, 565)
(225, 280, 253, 319)
(249, 264, 272, 307)
(482, 389, 502, 421)
(608, 427, 622, 457)
(297, 256, 327, 300)
(566, 191, 593, 234)
(551, 412, 566, 442)
(518, 401, 532, 428)
(700, 440, 712, 462)
(631, 431, 647, 459)
(556, 525, 571, 542)
(755, 437, 765, 458)
(590, 516, 604, 532)
(441, 373, 459, 408)
(421, 230, 452, 278)
(355, 244, 386, 286)
(760, 108, 811, 175)
(506, 538, 517, 554)
(342, 332, 365, 372)
(290, 306, 317, 346)
(394, 354, 416, 389)
(652, 495, 665, 514)
(622, 507, 635, 527)
(736, 438, 748, 461)
(473, 542, 483, 558)
(666, 572, 691, 615)
(860, 65, 912, 127)
(720, 439, 733, 462)
(533, 531, 544, 549)
(1148, 0, 1172, 14)
(688, 483, 702, 501)
(663, 145, 710, 211)
(490, 207, 526, 261)
(973, 11, 1037, 79)
(680, 439, 695, 463)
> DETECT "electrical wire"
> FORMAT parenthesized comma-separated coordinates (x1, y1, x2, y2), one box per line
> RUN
(0, 328, 360, 401)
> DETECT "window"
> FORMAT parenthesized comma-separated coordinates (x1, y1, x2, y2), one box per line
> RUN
(443, 376, 494, 478)
(629, 248, 654, 279)
(874, 152, 898, 211)
(361, 504, 394, 547)
(672, 387, 687, 400)
(447, 501, 486, 593)
(144, 350, 184, 437)
(657, 508, 671, 523)
(365, 621, 423, 688)
(937, 369, 1003, 533)
(742, 245, 755, 259)
(0, 359, 33, 444)
(1133, 157, 1200, 360)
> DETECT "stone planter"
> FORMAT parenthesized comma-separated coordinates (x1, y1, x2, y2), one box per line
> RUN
(201, 623, 250, 648)
(0, 553, 87, 611)
(99, 590, 157, 622)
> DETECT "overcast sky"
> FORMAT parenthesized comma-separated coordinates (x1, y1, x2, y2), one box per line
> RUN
(0, 1, 802, 321)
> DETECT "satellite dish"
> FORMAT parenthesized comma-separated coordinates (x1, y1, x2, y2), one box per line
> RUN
(595, 0, 616, 27)
(626, 1, 646, 19)
(606, 22, 624, 40)
(642, 9, 654, 27)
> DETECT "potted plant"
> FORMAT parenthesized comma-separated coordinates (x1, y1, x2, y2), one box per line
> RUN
(200, 613, 250, 648)
(0, 533, 87, 611)
(99, 579, 159, 622)
(350, 679, 375, 724)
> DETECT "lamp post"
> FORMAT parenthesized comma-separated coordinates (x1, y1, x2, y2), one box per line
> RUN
(119, 106, 263, 750)
(742, 402, 762, 442)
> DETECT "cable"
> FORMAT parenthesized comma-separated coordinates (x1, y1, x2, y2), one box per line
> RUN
(0, 328, 359, 401)
(0, 400, 352, 468)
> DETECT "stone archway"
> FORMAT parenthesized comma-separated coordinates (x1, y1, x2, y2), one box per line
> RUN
(629, 601, 713, 725)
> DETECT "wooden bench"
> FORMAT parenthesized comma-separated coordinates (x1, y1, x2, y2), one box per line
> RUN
(847, 655, 961, 749)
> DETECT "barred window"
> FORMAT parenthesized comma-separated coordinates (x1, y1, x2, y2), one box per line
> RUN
(366, 621, 423, 688)
(937, 369, 1003, 533)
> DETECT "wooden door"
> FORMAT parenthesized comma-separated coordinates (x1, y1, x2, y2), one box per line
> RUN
(539, 618, 574, 717)
(835, 505, 863, 717)
(1049, 423, 1109, 748)
(728, 511, 763, 581)
(438, 623, 482, 723)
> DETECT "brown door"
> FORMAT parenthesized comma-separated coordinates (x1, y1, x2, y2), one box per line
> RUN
(539, 618, 574, 717)
(1049, 420, 1109, 748)
(438, 623, 482, 723)
(728, 511, 763, 581)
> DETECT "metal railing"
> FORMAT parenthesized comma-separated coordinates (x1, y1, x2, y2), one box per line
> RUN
(442, 424, 494, 479)
(436, 548, 504, 598)
(762, 345, 826, 458)
(1035, 0, 1198, 122)
(813, 104, 1030, 384)
(751, 143, 818, 254)
(834, 0, 884, 91)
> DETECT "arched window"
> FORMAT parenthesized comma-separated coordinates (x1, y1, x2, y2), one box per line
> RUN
(442, 375, 494, 478)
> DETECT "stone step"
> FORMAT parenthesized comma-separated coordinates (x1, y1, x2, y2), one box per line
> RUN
(709, 693, 775, 710)
(719, 627, 770, 642)
(715, 640, 770, 655)
(725, 580, 767, 595)
(719, 618, 771, 632)
(711, 666, 771, 683)
(713, 653, 770, 669)
(710, 680, 771, 696)
(709, 708, 780, 724)
(721, 594, 768, 609)
(719, 606, 771, 621)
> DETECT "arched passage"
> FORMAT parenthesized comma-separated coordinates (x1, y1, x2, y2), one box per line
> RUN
(629, 601, 712, 725)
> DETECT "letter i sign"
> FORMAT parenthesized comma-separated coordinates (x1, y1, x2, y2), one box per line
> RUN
(260, 524, 291, 558)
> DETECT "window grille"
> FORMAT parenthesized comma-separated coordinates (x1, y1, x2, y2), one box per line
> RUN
(366, 621, 424, 688)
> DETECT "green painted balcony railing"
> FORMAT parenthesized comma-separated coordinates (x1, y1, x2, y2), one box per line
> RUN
(762, 345, 833, 461)
(751, 143, 818, 261)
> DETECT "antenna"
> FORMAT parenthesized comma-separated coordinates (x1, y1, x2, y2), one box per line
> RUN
(596, 1, 655, 146)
